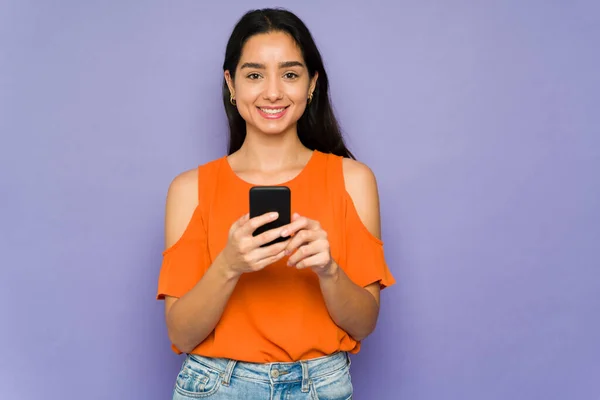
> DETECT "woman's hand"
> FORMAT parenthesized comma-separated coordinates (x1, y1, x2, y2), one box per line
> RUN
(282, 213, 337, 278)
(219, 212, 290, 278)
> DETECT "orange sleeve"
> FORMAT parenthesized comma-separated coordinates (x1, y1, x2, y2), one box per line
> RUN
(156, 208, 211, 300)
(342, 194, 396, 289)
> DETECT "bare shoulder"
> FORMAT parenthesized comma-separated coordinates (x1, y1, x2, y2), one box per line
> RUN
(167, 168, 199, 198)
(341, 158, 381, 239)
(342, 158, 378, 195)
(164, 167, 199, 249)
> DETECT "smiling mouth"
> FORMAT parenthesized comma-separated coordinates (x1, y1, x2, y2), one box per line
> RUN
(256, 106, 289, 119)
(258, 106, 289, 114)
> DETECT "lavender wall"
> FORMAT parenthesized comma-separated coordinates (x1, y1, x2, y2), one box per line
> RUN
(1, 1, 599, 399)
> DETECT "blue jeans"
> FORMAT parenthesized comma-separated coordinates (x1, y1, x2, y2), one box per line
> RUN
(172, 351, 353, 399)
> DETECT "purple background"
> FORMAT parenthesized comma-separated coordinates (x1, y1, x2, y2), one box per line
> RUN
(1, 1, 599, 399)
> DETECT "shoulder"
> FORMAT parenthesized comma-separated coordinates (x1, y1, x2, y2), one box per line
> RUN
(164, 168, 200, 249)
(167, 167, 199, 204)
(166, 157, 222, 202)
(164, 158, 225, 249)
(341, 158, 381, 239)
(341, 158, 378, 194)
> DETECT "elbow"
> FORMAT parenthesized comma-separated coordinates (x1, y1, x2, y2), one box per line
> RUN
(176, 343, 196, 354)
(166, 310, 199, 354)
(350, 288, 381, 342)
(350, 332, 370, 342)
(351, 333, 367, 342)
(345, 302, 380, 342)
(350, 319, 378, 342)
(168, 329, 198, 354)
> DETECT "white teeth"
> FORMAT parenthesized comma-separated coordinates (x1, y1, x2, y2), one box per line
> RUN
(260, 108, 285, 114)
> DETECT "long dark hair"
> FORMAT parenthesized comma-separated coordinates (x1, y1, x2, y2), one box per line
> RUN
(222, 8, 355, 159)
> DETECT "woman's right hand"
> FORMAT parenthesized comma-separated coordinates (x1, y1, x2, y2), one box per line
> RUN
(219, 212, 289, 278)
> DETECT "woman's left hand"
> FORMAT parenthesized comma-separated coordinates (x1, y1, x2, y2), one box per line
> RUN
(282, 213, 337, 278)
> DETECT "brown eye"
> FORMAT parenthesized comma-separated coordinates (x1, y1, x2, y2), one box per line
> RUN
(284, 72, 299, 79)
(247, 73, 261, 80)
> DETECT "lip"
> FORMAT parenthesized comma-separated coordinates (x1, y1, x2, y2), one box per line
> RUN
(257, 106, 289, 120)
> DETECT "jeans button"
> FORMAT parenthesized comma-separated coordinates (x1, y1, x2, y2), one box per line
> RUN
(271, 369, 280, 378)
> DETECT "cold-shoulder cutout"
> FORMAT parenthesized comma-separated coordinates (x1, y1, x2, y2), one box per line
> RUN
(340, 157, 395, 289)
(341, 158, 382, 242)
(164, 168, 200, 250)
(157, 166, 210, 300)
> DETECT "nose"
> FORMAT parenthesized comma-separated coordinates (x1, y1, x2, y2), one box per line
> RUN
(263, 76, 283, 102)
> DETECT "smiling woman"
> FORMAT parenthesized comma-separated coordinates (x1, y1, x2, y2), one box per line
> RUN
(221, 9, 353, 159)
(227, 40, 312, 129)
(156, 8, 395, 400)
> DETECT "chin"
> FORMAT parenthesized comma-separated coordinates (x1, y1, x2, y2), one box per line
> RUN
(257, 125, 291, 136)
(254, 120, 297, 136)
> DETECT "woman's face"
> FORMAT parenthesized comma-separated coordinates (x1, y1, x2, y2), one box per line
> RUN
(225, 31, 318, 137)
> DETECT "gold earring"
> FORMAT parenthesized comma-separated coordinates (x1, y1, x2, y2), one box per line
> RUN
(308, 92, 313, 104)
(230, 94, 236, 106)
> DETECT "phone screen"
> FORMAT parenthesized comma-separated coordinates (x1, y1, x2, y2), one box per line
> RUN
(249, 186, 291, 246)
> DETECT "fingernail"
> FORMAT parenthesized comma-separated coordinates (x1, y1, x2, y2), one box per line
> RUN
(281, 229, 288, 237)
(271, 212, 279, 219)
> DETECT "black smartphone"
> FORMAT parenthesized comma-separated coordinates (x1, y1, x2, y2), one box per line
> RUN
(249, 186, 291, 247)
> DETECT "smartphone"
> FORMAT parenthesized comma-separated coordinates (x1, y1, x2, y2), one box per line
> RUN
(249, 186, 291, 247)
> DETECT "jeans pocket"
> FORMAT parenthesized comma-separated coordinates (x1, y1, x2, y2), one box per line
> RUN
(310, 365, 353, 400)
(174, 357, 222, 398)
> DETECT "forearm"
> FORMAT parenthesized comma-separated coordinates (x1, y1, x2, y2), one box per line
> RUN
(166, 253, 239, 352)
(318, 262, 380, 341)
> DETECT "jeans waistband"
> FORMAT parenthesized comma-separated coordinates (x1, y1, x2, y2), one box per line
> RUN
(186, 351, 350, 386)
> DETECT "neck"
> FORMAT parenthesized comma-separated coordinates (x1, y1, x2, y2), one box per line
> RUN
(237, 125, 311, 172)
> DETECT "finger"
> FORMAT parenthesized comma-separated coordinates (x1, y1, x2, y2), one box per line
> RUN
(248, 241, 289, 269)
(252, 239, 290, 261)
(253, 249, 287, 270)
(283, 213, 321, 236)
(287, 240, 326, 266)
(253, 225, 288, 247)
(280, 215, 312, 238)
(284, 229, 316, 256)
(241, 212, 279, 235)
(293, 252, 330, 270)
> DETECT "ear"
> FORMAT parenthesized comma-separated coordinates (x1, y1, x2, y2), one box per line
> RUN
(309, 71, 319, 95)
(224, 70, 235, 95)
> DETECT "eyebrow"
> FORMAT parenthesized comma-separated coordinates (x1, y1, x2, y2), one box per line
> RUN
(240, 61, 305, 69)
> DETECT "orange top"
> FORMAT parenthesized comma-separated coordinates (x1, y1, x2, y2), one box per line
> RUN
(156, 150, 395, 363)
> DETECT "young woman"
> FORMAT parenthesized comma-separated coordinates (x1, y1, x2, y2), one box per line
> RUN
(157, 8, 395, 400)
